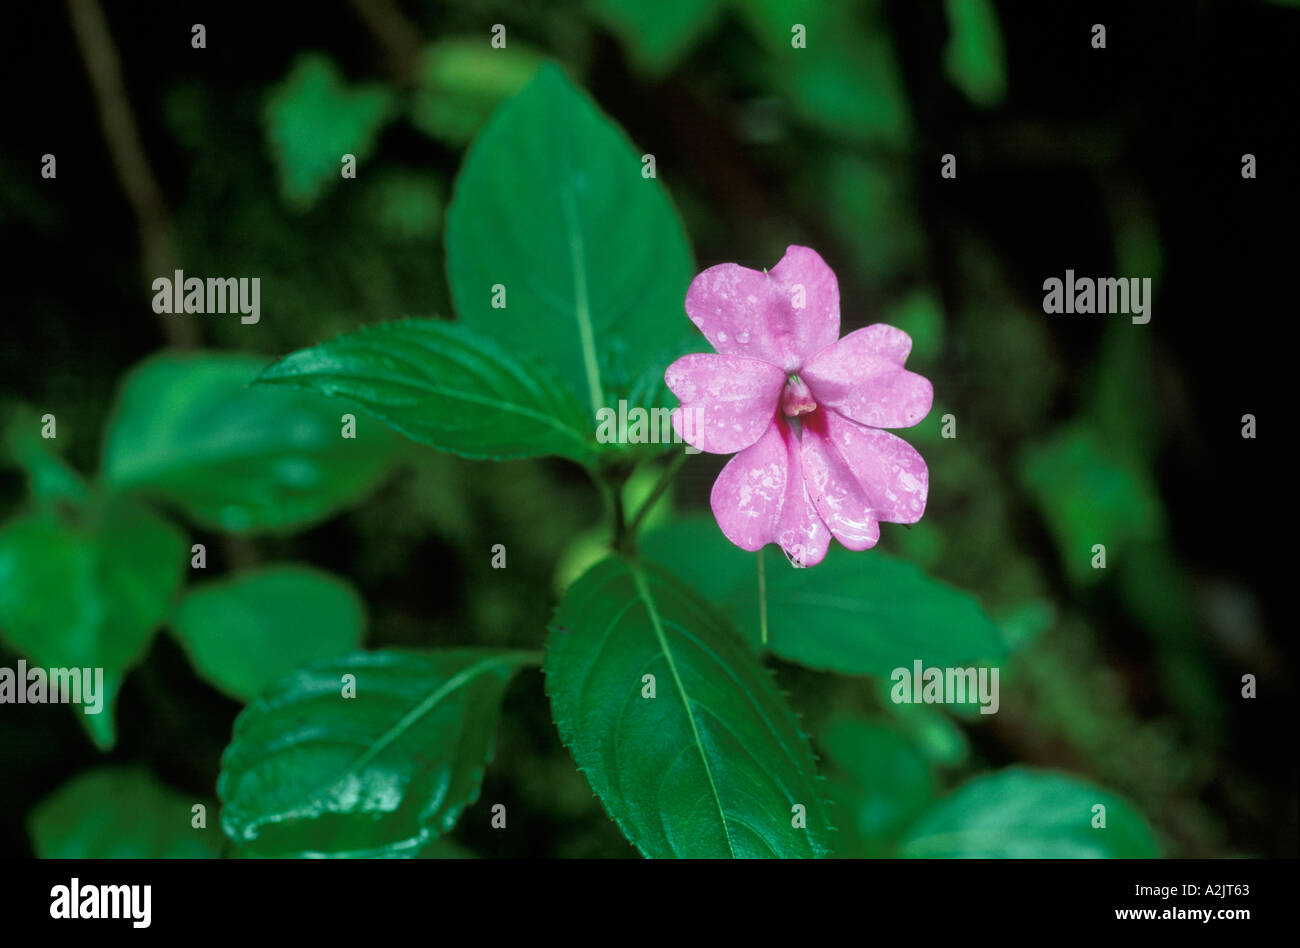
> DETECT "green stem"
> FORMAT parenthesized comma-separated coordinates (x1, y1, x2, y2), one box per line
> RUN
(611, 483, 627, 553)
(627, 450, 689, 540)
(757, 550, 769, 647)
(593, 464, 632, 555)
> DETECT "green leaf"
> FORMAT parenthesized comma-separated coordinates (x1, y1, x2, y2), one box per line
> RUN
(1, 405, 89, 509)
(739, 0, 912, 147)
(410, 39, 546, 146)
(639, 513, 756, 604)
(0, 501, 185, 750)
(898, 767, 1160, 858)
(757, 550, 1006, 675)
(642, 514, 1006, 676)
(1090, 326, 1160, 471)
(103, 351, 403, 533)
(29, 767, 219, 858)
(593, 0, 722, 76)
(1118, 542, 1223, 745)
(219, 649, 534, 857)
(417, 837, 476, 859)
(942, 0, 1008, 108)
(813, 153, 925, 288)
(821, 715, 934, 856)
(546, 557, 832, 858)
(256, 319, 596, 464)
(360, 170, 443, 243)
(1019, 426, 1163, 587)
(882, 288, 946, 364)
(171, 565, 365, 703)
(445, 64, 695, 416)
(263, 53, 397, 210)
(883, 699, 971, 768)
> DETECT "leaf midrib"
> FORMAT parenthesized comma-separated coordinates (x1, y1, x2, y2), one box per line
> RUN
(629, 564, 737, 858)
(250, 653, 531, 834)
(348, 654, 526, 772)
(561, 185, 605, 417)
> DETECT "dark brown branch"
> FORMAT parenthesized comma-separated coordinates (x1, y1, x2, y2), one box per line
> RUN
(66, 0, 195, 348)
(347, 0, 423, 82)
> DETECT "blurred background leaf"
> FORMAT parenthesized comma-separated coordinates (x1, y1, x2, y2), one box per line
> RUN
(821, 714, 935, 857)
(1, 406, 89, 510)
(170, 564, 365, 702)
(1019, 426, 1163, 587)
(738, 0, 912, 148)
(29, 767, 219, 858)
(103, 352, 406, 533)
(411, 39, 546, 145)
(0, 500, 185, 750)
(263, 52, 397, 211)
(942, 0, 1008, 108)
(898, 768, 1160, 858)
(591, 0, 722, 76)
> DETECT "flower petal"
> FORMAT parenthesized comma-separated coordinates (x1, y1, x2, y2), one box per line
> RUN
(769, 246, 842, 362)
(829, 412, 929, 524)
(801, 411, 881, 550)
(665, 353, 785, 454)
(773, 424, 832, 568)
(684, 245, 840, 372)
(803, 410, 928, 547)
(801, 325, 933, 429)
(710, 417, 831, 566)
(710, 422, 786, 551)
(850, 323, 914, 363)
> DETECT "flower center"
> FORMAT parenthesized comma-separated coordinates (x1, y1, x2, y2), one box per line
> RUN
(781, 374, 817, 417)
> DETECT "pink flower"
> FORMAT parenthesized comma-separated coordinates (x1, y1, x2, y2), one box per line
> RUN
(665, 246, 932, 567)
